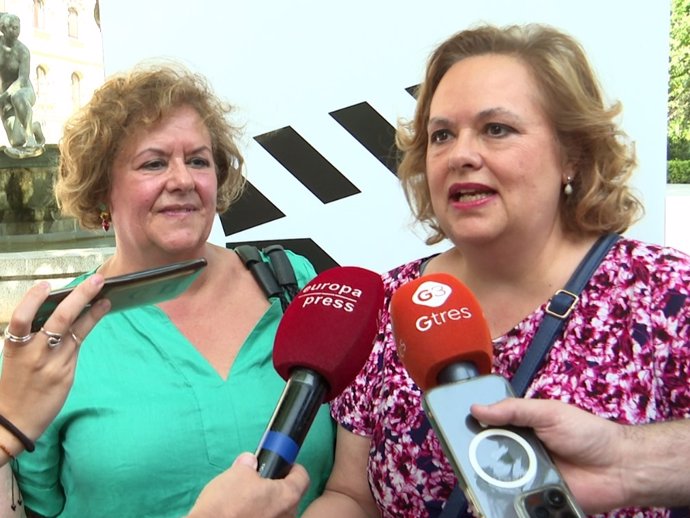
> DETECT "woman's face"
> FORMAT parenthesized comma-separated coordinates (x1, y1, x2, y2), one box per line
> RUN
(425, 53, 572, 247)
(108, 104, 218, 264)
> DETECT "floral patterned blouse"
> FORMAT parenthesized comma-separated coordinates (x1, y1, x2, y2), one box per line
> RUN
(331, 238, 690, 518)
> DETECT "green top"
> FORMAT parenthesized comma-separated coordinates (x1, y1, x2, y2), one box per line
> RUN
(16, 251, 335, 517)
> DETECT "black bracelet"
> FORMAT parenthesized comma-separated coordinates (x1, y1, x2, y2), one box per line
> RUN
(0, 414, 34, 452)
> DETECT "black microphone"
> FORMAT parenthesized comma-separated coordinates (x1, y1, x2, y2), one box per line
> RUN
(256, 266, 384, 479)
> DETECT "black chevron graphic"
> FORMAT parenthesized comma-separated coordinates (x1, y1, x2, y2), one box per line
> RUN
(254, 126, 360, 203)
(220, 91, 419, 268)
(329, 101, 398, 175)
(405, 84, 420, 98)
(219, 182, 285, 236)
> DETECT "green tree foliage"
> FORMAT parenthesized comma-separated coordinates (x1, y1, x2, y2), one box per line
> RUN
(669, 0, 690, 160)
(668, 159, 690, 182)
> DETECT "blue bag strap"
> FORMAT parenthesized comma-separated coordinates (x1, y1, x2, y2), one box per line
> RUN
(511, 233, 620, 396)
(438, 233, 620, 518)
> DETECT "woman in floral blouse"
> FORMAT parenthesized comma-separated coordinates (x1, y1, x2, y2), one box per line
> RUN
(303, 23, 690, 518)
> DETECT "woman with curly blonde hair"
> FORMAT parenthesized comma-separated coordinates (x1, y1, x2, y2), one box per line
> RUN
(15, 62, 334, 518)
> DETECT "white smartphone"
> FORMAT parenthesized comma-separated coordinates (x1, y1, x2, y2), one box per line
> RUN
(31, 258, 207, 332)
(423, 374, 585, 518)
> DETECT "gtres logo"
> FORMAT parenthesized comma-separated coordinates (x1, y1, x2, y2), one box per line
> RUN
(412, 281, 452, 308)
(411, 280, 472, 332)
(298, 282, 362, 312)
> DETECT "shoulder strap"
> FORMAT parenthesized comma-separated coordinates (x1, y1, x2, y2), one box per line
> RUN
(235, 244, 296, 312)
(438, 233, 621, 518)
(510, 232, 620, 397)
(263, 244, 300, 302)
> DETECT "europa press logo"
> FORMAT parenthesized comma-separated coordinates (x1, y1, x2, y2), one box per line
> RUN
(411, 281, 452, 308)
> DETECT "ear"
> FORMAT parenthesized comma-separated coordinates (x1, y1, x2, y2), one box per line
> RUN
(561, 155, 577, 185)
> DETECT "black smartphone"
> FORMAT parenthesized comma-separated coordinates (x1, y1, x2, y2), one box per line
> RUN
(423, 374, 585, 518)
(31, 258, 207, 332)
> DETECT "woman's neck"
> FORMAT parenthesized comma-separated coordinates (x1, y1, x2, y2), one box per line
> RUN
(424, 232, 599, 337)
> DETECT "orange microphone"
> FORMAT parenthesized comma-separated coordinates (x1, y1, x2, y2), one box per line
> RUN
(390, 273, 493, 390)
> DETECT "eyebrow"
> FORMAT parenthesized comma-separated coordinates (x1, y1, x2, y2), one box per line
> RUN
(427, 107, 521, 129)
(131, 145, 213, 160)
(427, 116, 452, 129)
(477, 107, 521, 122)
(187, 145, 213, 155)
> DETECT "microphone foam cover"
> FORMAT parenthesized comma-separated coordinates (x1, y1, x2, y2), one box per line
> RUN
(273, 266, 384, 401)
(390, 273, 493, 391)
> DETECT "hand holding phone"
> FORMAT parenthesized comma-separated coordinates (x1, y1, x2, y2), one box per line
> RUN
(389, 273, 585, 518)
(31, 258, 207, 332)
(424, 375, 584, 518)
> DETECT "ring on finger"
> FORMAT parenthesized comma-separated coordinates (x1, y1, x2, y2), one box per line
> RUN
(69, 329, 83, 346)
(3, 327, 33, 345)
(40, 327, 63, 349)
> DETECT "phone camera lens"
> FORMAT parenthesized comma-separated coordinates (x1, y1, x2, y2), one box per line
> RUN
(533, 506, 551, 518)
(546, 489, 566, 508)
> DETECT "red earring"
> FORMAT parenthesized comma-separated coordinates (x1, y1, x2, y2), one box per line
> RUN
(100, 210, 111, 231)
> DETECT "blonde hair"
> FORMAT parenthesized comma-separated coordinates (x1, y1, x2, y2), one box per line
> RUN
(397, 23, 643, 244)
(56, 61, 245, 229)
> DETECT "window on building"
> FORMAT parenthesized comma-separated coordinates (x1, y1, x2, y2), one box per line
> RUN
(71, 72, 81, 110)
(33, 0, 46, 30)
(68, 8, 79, 38)
(35, 65, 47, 97)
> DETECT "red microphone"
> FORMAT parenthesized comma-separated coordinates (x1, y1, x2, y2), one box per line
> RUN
(256, 266, 384, 479)
(390, 272, 492, 390)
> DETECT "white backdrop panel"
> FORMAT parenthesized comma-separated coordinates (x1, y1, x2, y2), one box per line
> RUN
(98, 0, 669, 272)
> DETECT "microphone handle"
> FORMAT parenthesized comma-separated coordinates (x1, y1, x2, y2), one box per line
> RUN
(256, 368, 328, 479)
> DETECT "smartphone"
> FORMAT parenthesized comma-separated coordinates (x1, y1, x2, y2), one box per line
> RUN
(517, 485, 583, 518)
(423, 374, 585, 518)
(31, 258, 207, 332)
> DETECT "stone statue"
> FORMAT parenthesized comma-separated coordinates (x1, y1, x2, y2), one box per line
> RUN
(0, 13, 45, 159)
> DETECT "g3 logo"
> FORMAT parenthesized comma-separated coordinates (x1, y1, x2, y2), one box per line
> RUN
(411, 281, 452, 308)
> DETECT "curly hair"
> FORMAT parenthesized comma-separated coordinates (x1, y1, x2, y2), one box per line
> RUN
(55, 61, 245, 230)
(397, 23, 643, 245)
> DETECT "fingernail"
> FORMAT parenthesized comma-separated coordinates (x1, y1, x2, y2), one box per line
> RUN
(90, 274, 105, 288)
(234, 452, 258, 469)
(94, 298, 111, 312)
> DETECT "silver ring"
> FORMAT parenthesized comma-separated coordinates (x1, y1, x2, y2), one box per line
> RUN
(40, 327, 63, 349)
(69, 329, 83, 346)
(3, 327, 33, 344)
